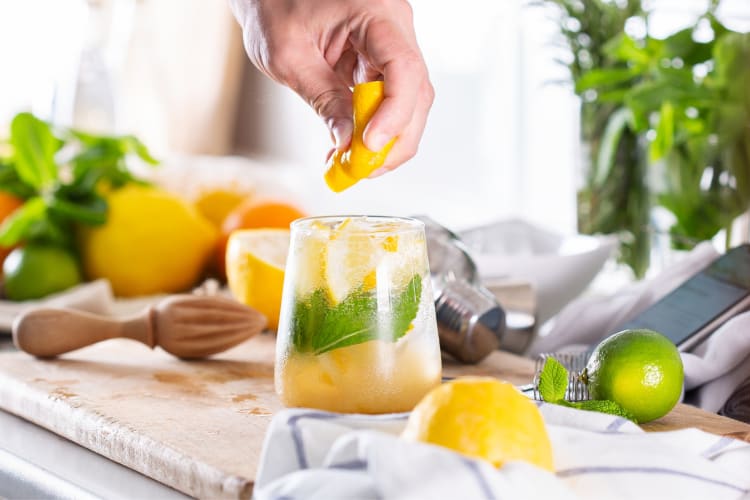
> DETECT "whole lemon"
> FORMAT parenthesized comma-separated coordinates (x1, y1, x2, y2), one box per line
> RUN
(193, 188, 248, 228)
(585, 329, 684, 423)
(402, 377, 554, 471)
(80, 185, 217, 297)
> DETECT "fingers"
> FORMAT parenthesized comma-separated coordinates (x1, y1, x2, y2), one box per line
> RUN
(283, 52, 354, 150)
(346, 10, 433, 170)
(333, 47, 357, 88)
(354, 18, 428, 153)
(377, 78, 434, 173)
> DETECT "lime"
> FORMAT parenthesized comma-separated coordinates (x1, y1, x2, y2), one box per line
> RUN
(4, 244, 83, 301)
(585, 329, 684, 423)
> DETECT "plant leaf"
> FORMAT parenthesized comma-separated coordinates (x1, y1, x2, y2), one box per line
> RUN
(538, 357, 568, 404)
(650, 101, 676, 162)
(9, 113, 59, 190)
(291, 274, 423, 355)
(570, 400, 638, 423)
(603, 33, 652, 66)
(290, 288, 330, 354)
(575, 67, 640, 93)
(47, 194, 107, 226)
(121, 135, 159, 165)
(0, 196, 46, 246)
(594, 107, 632, 188)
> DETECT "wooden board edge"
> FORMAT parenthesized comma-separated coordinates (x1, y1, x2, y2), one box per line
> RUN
(0, 372, 254, 499)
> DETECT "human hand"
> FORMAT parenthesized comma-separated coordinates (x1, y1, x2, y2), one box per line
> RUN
(230, 0, 433, 174)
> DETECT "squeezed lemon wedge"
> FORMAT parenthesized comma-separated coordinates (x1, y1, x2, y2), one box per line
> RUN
(324, 81, 396, 192)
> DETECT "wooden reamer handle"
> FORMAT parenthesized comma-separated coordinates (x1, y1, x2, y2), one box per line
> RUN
(12, 307, 154, 358)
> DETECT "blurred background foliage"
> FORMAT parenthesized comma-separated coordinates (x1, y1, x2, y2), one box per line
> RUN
(540, 0, 750, 278)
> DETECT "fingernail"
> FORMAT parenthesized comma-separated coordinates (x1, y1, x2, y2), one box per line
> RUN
(332, 126, 345, 149)
(368, 167, 389, 178)
(331, 122, 352, 150)
(365, 131, 391, 151)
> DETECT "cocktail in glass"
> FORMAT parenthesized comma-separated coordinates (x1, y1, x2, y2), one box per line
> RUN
(275, 216, 442, 414)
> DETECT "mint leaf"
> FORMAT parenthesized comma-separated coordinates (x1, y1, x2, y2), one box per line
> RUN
(390, 274, 422, 336)
(291, 274, 423, 355)
(312, 289, 378, 355)
(538, 357, 568, 403)
(0, 197, 46, 246)
(570, 400, 638, 423)
(10, 113, 60, 190)
(47, 194, 107, 226)
(290, 288, 329, 353)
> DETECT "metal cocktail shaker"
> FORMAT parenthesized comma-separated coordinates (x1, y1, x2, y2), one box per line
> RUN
(416, 216, 506, 364)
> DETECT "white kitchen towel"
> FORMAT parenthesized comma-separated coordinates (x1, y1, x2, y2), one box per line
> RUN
(254, 405, 750, 500)
(0, 279, 116, 332)
(526, 242, 750, 412)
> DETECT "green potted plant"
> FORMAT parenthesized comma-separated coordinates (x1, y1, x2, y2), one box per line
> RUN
(541, 0, 750, 277)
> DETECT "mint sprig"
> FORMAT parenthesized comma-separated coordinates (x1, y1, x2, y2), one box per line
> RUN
(537, 357, 638, 423)
(569, 400, 637, 421)
(0, 112, 158, 249)
(291, 274, 422, 355)
(538, 357, 568, 403)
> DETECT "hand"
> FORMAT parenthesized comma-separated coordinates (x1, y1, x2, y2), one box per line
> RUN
(230, 0, 434, 174)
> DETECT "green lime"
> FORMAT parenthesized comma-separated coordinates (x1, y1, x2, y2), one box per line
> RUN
(3, 244, 83, 301)
(585, 328, 684, 423)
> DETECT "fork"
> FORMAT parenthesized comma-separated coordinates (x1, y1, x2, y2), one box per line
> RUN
(525, 351, 591, 402)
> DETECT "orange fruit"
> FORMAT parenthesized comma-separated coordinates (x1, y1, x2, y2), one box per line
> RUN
(216, 198, 306, 279)
(0, 191, 25, 268)
(324, 81, 396, 192)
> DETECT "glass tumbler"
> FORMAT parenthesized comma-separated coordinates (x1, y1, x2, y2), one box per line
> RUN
(275, 216, 442, 414)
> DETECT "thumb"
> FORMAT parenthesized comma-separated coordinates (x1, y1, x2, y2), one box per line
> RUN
(286, 57, 353, 150)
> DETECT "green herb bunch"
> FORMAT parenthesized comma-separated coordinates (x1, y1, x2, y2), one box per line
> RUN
(0, 112, 157, 250)
(536, 0, 650, 277)
(540, 0, 750, 277)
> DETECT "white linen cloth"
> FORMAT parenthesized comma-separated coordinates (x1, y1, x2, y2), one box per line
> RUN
(528, 242, 750, 412)
(254, 405, 750, 500)
(0, 279, 115, 331)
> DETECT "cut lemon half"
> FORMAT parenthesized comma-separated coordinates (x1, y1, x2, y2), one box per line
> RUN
(322, 217, 427, 304)
(226, 229, 290, 330)
(324, 218, 382, 304)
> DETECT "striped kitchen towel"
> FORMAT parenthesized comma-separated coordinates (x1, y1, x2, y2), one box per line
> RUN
(254, 403, 750, 500)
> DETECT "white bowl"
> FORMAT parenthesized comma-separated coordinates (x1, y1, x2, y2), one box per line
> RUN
(458, 219, 618, 324)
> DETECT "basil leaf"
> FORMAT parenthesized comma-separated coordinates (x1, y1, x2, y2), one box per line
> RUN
(538, 357, 568, 404)
(10, 113, 59, 190)
(0, 197, 46, 246)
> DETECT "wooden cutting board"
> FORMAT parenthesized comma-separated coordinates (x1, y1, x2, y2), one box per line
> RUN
(0, 333, 749, 499)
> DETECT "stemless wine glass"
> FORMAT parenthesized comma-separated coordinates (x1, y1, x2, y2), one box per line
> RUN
(275, 216, 442, 414)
